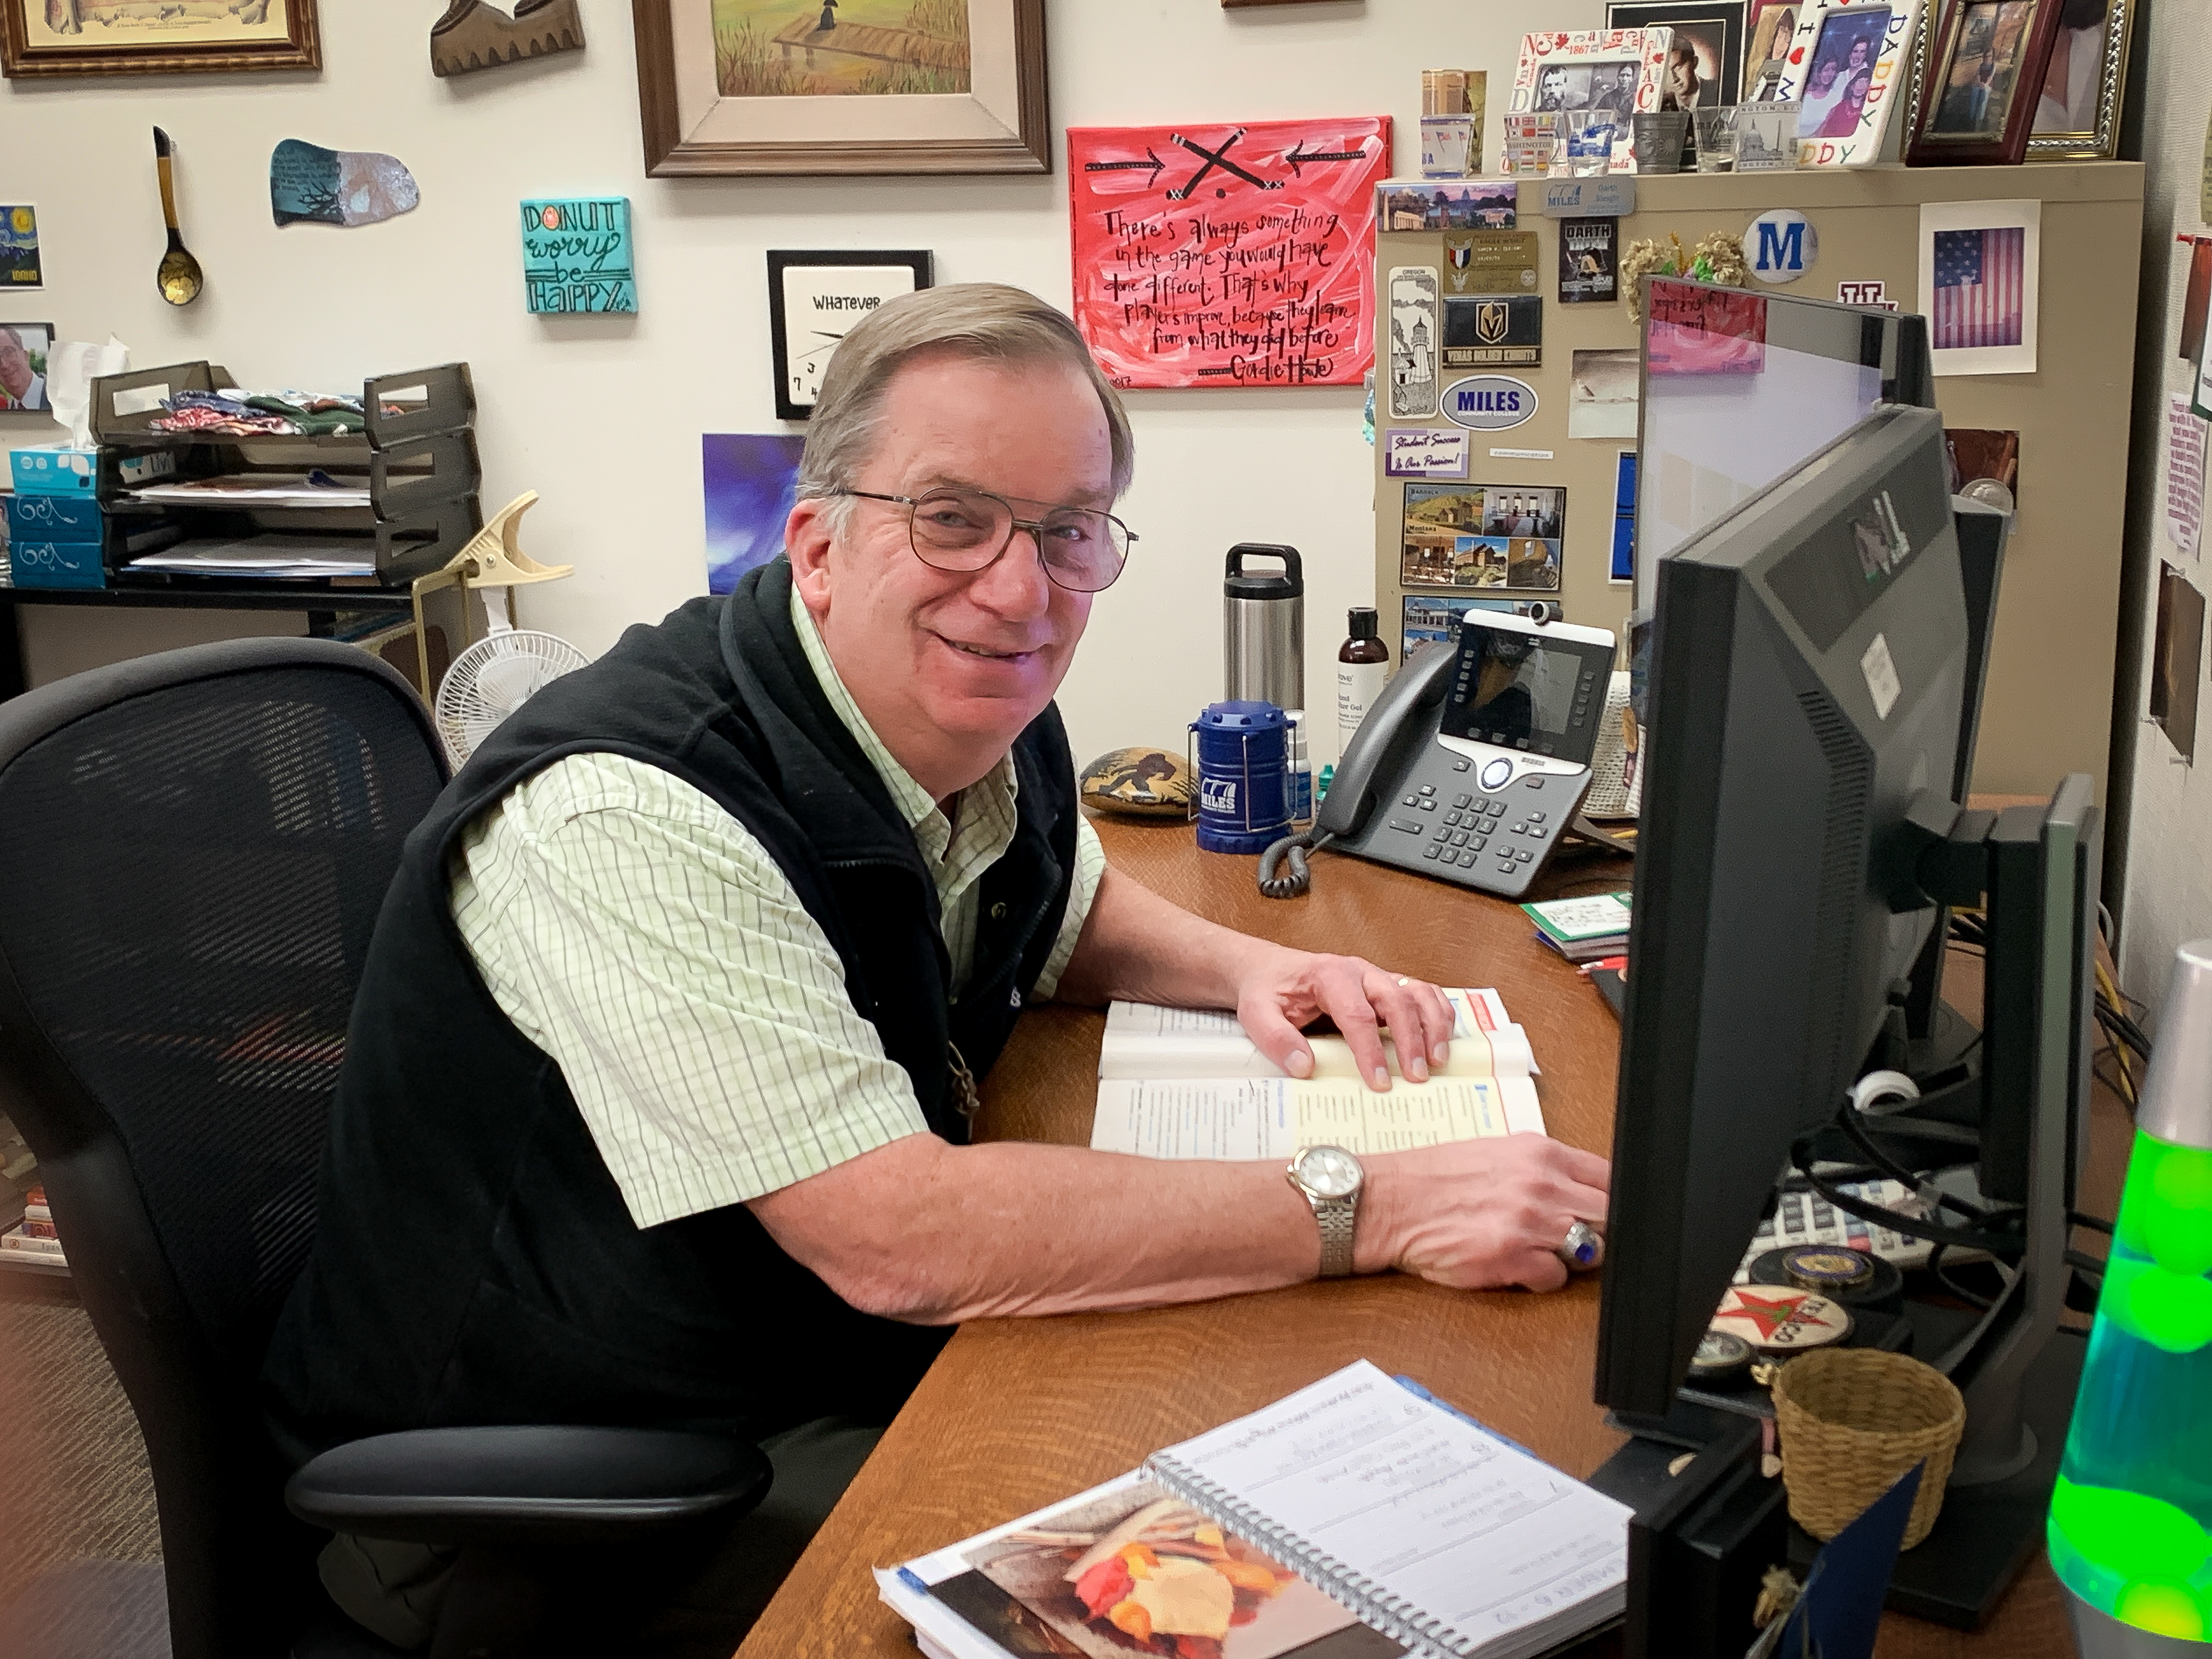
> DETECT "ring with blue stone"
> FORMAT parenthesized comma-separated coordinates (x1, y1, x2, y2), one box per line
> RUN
(1559, 1220, 1604, 1272)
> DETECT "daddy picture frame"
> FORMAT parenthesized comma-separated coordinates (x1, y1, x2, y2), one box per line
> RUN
(1904, 0, 2064, 165)
(1771, 0, 1922, 166)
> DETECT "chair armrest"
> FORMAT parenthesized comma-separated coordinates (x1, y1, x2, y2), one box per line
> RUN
(285, 1425, 773, 1547)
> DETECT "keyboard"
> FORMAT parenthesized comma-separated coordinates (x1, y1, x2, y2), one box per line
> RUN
(1732, 1177, 1952, 1280)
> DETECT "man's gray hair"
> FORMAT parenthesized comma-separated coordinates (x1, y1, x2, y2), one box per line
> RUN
(794, 284, 1134, 521)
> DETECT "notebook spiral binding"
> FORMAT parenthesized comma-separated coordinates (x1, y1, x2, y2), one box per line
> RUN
(1147, 1457, 1474, 1659)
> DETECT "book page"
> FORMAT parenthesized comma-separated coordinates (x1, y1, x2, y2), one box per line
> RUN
(1100, 990, 1536, 1083)
(1090, 1076, 1541, 1160)
(1148, 1361, 1629, 1658)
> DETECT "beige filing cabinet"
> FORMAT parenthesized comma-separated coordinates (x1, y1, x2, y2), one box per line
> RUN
(1372, 161, 2144, 800)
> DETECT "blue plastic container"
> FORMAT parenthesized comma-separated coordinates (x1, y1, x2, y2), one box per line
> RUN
(1190, 700, 1290, 854)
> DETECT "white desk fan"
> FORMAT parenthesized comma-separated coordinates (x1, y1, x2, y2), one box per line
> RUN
(433, 492, 591, 766)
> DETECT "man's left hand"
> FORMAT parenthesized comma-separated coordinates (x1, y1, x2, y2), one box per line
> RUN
(1236, 946, 1458, 1091)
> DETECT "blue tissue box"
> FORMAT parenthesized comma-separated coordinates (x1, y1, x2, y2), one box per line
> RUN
(8, 539, 105, 589)
(5, 493, 103, 542)
(9, 444, 99, 495)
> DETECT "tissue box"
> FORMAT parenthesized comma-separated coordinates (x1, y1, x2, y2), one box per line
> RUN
(9, 539, 105, 589)
(4, 493, 103, 542)
(10, 444, 100, 496)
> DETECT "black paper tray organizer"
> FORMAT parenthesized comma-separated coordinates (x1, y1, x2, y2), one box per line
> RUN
(84, 360, 483, 588)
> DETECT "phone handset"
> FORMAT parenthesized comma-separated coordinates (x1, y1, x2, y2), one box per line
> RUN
(1259, 640, 1458, 898)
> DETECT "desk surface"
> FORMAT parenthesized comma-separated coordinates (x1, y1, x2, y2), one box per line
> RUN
(734, 817, 2078, 1659)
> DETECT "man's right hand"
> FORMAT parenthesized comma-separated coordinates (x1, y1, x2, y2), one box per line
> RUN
(1356, 1133, 1612, 1294)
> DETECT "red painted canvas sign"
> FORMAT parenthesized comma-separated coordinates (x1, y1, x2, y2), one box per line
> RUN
(1066, 117, 1391, 390)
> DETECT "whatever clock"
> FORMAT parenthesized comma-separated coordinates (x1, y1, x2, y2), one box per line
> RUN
(768, 250, 933, 421)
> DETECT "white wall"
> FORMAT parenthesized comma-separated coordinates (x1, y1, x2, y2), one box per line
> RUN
(2111, 0, 2212, 1011)
(0, 0, 1613, 767)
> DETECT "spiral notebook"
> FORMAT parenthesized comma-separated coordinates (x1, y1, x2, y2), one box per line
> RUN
(876, 1360, 1630, 1659)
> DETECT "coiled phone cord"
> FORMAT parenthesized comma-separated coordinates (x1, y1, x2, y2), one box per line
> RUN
(1257, 829, 1335, 899)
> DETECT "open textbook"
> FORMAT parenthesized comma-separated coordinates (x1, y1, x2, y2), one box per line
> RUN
(877, 1359, 1630, 1659)
(1091, 989, 1544, 1161)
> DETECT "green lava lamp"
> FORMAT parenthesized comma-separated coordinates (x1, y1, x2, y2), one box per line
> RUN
(2050, 939, 2212, 1654)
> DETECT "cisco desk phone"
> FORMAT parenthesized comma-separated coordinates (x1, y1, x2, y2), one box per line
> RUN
(1260, 610, 1618, 900)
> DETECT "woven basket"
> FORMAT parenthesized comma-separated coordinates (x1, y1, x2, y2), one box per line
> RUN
(1770, 1348, 1966, 1548)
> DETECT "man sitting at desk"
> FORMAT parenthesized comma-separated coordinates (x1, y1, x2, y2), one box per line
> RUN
(264, 284, 1611, 1656)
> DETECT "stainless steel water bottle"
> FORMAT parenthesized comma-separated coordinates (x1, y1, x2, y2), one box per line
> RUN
(1223, 544, 1304, 715)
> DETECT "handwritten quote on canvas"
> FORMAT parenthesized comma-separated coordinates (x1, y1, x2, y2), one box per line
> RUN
(1066, 118, 1390, 390)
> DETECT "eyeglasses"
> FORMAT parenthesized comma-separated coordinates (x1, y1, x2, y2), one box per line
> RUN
(837, 487, 1136, 594)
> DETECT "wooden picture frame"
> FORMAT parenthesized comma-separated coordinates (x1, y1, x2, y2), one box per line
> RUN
(1771, 0, 1923, 166)
(1905, 0, 2132, 159)
(1904, 0, 2063, 165)
(1, 0, 318, 77)
(632, 0, 1048, 178)
(768, 249, 932, 421)
(1605, 1, 1750, 108)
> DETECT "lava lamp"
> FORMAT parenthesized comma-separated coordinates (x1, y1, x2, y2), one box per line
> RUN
(2049, 939, 2212, 1653)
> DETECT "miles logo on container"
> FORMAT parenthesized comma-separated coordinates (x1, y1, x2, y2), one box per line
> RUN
(1441, 375, 1538, 432)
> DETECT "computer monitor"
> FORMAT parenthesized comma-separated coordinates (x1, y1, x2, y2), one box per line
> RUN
(1596, 402, 1973, 1420)
(1633, 277, 1936, 610)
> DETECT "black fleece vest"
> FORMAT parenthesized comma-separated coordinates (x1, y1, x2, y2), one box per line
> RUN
(262, 560, 1079, 1461)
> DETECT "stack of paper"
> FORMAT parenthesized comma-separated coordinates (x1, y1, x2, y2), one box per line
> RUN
(129, 472, 373, 509)
(127, 536, 377, 579)
(1522, 892, 1633, 963)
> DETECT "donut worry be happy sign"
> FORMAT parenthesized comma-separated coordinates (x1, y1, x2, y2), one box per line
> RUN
(1066, 117, 1390, 391)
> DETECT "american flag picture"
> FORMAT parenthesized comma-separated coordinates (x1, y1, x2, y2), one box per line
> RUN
(1931, 226, 2026, 350)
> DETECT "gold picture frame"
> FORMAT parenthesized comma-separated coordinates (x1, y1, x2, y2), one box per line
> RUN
(1902, 0, 2133, 158)
(2, 0, 319, 78)
(631, 0, 1049, 177)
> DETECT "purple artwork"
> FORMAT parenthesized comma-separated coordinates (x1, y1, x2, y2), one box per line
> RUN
(703, 432, 806, 594)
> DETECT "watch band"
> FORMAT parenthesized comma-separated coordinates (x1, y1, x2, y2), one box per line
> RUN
(1312, 1193, 1358, 1278)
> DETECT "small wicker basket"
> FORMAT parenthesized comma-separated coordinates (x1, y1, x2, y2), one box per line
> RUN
(1770, 1348, 1966, 1548)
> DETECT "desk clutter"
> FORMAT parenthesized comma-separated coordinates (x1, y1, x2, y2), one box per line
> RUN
(878, 1359, 1635, 1659)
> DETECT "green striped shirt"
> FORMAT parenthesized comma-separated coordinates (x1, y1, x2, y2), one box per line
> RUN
(449, 586, 1105, 1230)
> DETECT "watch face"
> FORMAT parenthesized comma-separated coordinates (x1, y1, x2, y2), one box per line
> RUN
(1298, 1146, 1363, 1198)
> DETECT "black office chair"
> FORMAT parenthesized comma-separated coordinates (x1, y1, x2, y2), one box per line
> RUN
(0, 639, 769, 1659)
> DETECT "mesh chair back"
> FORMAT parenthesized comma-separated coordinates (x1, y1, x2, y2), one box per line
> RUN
(0, 639, 447, 1659)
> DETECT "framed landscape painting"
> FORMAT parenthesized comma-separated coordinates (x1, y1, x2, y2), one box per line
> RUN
(2, 0, 319, 77)
(632, 0, 1048, 176)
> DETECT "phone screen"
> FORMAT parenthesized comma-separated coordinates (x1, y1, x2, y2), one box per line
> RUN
(1440, 625, 1584, 756)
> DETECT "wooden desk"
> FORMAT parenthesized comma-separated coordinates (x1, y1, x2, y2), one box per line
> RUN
(735, 817, 2075, 1659)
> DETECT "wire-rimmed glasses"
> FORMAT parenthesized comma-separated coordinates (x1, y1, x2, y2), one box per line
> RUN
(837, 487, 1136, 594)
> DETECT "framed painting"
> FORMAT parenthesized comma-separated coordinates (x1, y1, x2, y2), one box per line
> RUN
(767, 249, 932, 419)
(632, 0, 1048, 177)
(2, 0, 319, 77)
(1903, 0, 2064, 166)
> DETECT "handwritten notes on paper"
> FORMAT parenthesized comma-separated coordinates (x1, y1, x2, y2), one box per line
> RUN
(2170, 395, 2207, 560)
(1067, 118, 1390, 390)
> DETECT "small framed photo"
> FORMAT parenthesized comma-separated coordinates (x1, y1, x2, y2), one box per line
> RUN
(1605, 1, 1750, 108)
(1918, 198, 2040, 375)
(1771, 0, 1924, 166)
(1745, 0, 1803, 95)
(0, 320, 52, 412)
(768, 250, 932, 422)
(1910, 0, 2133, 159)
(1904, 0, 2064, 165)
(1505, 30, 1674, 173)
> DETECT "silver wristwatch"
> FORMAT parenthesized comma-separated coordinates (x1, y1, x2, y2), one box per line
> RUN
(1286, 1145, 1364, 1278)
